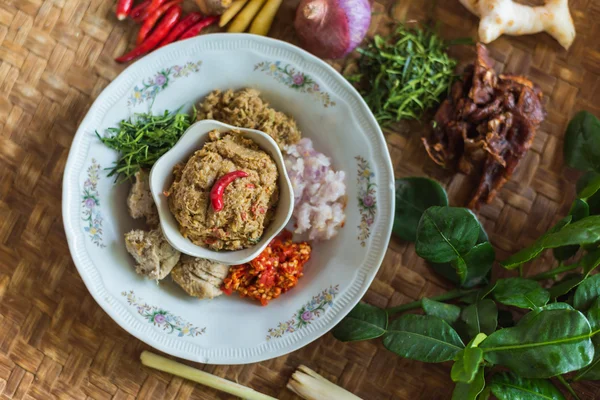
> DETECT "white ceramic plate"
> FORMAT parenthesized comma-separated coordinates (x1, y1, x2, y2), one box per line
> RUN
(62, 33, 394, 364)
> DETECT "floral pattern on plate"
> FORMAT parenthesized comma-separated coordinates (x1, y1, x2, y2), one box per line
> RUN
(82, 159, 106, 248)
(254, 61, 336, 108)
(266, 285, 339, 340)
(129, 61, 202, 106)
(356, 156, 377, 246)
(122, 291, 206, 337)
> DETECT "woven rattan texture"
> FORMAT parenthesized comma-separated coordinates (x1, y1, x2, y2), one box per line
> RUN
(0, 0, 599, 398)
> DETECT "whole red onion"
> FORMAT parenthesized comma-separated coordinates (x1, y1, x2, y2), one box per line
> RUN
(294, 0, 371, 59)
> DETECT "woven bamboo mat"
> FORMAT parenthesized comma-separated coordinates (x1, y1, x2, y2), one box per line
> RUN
(0, 0, 599, 398)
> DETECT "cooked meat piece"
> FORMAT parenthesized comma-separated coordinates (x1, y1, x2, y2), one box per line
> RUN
(171, 256, 229, 299)
(127, 170, 159, 226)
(423, 43, 545, 209)
(450, 79, 465, 104)
(456, 98, 478, 120)
(497, 78, 545, 126)
(468, 155, 508, 209)
(435, 96, 456, 128)
(124, 229, 180, 280)
(468, 97, 502, 123)
(499, 74, 536, 90)
(197, 88, 302, 150)
(427, 105, 470, 168)
(513, 85, 545, 127)
(469, 44, 497, 105)
(422, 136, 445, 168)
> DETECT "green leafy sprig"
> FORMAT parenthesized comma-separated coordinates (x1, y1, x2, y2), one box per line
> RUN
(96, 107, 195, 182)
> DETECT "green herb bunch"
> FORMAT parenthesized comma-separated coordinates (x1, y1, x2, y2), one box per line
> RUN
(96, 108, 195, 182)
(350, 25, 457, 125)
(333, 111, 600, 399)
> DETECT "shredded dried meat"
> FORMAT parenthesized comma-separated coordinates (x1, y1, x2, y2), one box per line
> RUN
(423, 43, 546, 209)
(197, 88, 302, 150)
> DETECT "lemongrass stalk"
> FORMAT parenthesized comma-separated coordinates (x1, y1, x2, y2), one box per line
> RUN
(287, 365, 362, 400)
(140, 351, 276, 400)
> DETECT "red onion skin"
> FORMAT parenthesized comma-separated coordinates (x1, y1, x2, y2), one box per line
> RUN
(294, 0, 371, 59)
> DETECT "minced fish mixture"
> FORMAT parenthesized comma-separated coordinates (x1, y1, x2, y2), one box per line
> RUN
(285, 138, 347, 241)
(197, 88, 302, 150)
(222, 231, 311, 306)
(167, 130, 279, 251)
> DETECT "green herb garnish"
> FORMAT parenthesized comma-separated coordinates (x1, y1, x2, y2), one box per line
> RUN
(96, 108, 195, 182)
(352, 25, 457, 124)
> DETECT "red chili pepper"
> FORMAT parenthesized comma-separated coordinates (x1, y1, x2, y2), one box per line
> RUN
(116, 0, 134, 20)
(178, 16, 219, 41)
(157, 12, 203, 48)
(275, 230, 293, 243)
(137, 0, 181, 45)
(131, 0, 151, 22)
(115, 6, 181, 63)
(147, 0, 167, 14)
(222, 286, 233, 296)
(210, 170, 248, 212)
(257, 265, 276, 287)
(135, 0, 167, 22)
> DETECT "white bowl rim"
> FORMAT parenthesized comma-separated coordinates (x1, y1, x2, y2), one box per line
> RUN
(149, 119, 295, 265)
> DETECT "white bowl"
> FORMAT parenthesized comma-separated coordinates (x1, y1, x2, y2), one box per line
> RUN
(149, 119, 294, 265)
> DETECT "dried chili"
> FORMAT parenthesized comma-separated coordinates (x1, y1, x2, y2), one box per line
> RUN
(210, 170, 248, 211)
(115, 6, 181, 63)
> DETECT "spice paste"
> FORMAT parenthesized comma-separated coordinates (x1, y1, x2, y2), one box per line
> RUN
(168, 130, 279, 250)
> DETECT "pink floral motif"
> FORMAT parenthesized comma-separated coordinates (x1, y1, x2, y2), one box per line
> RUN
(254, 61, 336, 108)
(82, 159, 105, 248)
(363, 195, 375, 207)
(293, 74, 305, 85)
(301, 311, 313, 321)
(129, 60, 202, 106)
(122, 291, 205, 337)
(356, 156, 377, 247)
(266, 285, 339, 340)
(154, 75, 166, 86)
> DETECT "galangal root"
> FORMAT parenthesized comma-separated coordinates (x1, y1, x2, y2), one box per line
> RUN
(460, 0, 576, 50)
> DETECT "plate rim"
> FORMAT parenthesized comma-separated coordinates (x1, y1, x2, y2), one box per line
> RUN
(62, 33, 395, 364)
